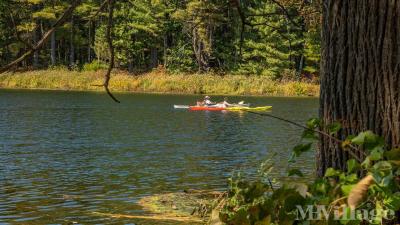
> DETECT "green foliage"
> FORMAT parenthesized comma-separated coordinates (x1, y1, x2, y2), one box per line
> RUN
(235, 1, 305, 79)
(82, 60, 108, 71)
(303, 28, 321, 75)
(219, 121, 400, 225)
(1, 0, 321, 77)
(166, 40, 197, 73)
(221, 159, 306, 225)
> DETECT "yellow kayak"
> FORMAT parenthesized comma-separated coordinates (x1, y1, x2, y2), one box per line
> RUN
(226, 106, 272, 111)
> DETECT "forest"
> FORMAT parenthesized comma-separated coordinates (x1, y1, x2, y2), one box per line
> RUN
(0, 0, 321, 79)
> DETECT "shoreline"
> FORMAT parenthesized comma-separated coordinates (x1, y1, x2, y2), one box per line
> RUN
(0, 69, 320, 97)
(0, 87, 319, 98)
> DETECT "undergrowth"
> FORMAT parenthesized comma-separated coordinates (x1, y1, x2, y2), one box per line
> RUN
(218, 119, 400, 225)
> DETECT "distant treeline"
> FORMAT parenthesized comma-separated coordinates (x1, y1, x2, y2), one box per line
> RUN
(0, 0, 321, 79)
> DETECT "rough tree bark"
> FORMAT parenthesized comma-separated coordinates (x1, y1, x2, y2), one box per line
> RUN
(318, 0, 400, 176)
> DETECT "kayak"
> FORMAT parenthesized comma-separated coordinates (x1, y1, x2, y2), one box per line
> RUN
(189, 106, 272, 111)
(174, 105, 190, 109)
(189, 106, 226, 111)
(175, 103, 249, 109)
(227, 106, 272, 111)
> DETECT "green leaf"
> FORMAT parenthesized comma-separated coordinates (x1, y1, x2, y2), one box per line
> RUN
(301, 129, 318, 140)
(325, 168, 340, 177)
(306, 118, 320, 129)
(351, 131, 385, 151)
(342, 173, 358, 183)
(347, 159, 360, 173)
(361, 156, 372, 169)
(288, 169, 304, 177)
(384, 148, 400, 160)
(372, 161, 393, 187)
(369, 147, 384, 161)
(341, 184, 355, 196)
(373, 161, 392, 171)
(292, 143, 312, 157)
(384, 193, 400, 210)
(327, 122, 342, 135)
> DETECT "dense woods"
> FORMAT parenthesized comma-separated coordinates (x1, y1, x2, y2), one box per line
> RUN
(0, 0, 321, 79)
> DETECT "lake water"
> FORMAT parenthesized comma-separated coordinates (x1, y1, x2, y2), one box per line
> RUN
(0, 89, 318, 224)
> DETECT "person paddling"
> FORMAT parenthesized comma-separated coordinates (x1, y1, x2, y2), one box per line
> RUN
(203, 96, 215, 106)
(216, 97, 231, 108)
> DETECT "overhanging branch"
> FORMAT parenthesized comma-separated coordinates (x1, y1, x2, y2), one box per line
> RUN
(0, 0, 82, 73)
(103, 0, 120, 103)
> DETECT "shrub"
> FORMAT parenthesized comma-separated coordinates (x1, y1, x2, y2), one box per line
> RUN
(83, 60, 109, 72)
(218, 119, 400, 225)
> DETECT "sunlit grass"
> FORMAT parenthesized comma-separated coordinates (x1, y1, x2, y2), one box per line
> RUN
(0, 68, 320, 96)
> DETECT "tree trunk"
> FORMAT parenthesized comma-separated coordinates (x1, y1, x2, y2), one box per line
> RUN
(88, 20, 95, 63)
(69, 15, 75, 67)
(150, 47, 158, 69)
(88, 21, 91, 62)
(51, 31, 56, 65)
(163, 35, 167, 67)
(33, 26, 39, 68)
(192, 29, 210, 72)
(298, 54, 304, 73)
(128, 58, 133, 73)
(318, 0, 400, 177)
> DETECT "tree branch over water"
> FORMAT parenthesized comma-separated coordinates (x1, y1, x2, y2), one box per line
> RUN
(103, 0, 120, 103)
(0, 0, 82, 74)
(245, 111, 367, 162)
(0, 0, 120, 103)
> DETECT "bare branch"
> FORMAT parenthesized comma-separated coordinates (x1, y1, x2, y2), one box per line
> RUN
(245, 111, 366, 162)
(269, 0, 301, 27)
(85, 0, 108, 24)
(103, 0, 120, 103)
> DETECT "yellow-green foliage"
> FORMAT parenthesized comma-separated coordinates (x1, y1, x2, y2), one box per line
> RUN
(0, 69, 320, 96)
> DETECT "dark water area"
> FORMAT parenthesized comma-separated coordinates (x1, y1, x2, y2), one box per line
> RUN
(0, 89, 318, 224)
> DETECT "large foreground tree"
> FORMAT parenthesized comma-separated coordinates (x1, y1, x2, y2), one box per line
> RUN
(318, 0, 400, 176)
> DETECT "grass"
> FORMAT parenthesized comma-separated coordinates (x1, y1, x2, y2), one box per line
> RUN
(0, 68, 320, 96)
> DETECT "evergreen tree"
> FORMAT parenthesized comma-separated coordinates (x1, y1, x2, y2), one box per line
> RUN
(0, 0, 321, 78)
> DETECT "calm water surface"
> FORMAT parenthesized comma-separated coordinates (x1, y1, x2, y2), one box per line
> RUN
(0, 89, 318, 224)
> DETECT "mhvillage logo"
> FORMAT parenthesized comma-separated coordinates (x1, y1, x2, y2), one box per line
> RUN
(295, 204, 395, 221)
